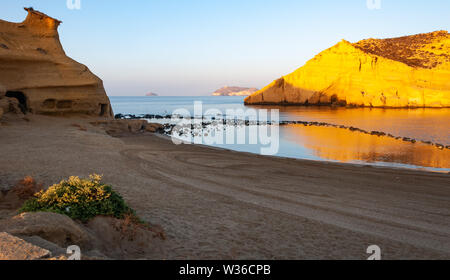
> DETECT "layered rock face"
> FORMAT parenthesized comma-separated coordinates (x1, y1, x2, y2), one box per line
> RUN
(213, 86, 258, 96)
(0, 8, 113, 118)
(245, 31, 450, 107)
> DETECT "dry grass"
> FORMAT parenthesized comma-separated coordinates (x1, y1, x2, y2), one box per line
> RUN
(353, 31, 449, 69)
(11, 176, 43, 200)
(115, 213, 166, 241)
(116, 213, 140, 241)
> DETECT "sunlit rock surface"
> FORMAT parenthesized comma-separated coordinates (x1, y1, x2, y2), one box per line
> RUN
(0, 232, 51, 260)
(245, 31, 450, 108)
(0, 8, 112, 117)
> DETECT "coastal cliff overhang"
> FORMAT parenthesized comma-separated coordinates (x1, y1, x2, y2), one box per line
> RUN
(0, 8, 113, 118)
(245, 31, 450, 108)
(22, 7, 62, 32)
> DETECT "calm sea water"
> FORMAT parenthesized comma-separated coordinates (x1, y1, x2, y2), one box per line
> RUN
(110, 96, 450, 172)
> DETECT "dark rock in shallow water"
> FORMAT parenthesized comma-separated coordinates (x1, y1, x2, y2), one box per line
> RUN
(113, 112, 448, 151)
(371, 131, 386, 137)
(436, 144, 444, 150)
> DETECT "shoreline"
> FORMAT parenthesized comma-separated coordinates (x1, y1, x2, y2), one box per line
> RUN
(114, 113, 450, 151)
(1, 115, 449, 259)
(155, 132, 450, 173)
(243, 101, 450, 109)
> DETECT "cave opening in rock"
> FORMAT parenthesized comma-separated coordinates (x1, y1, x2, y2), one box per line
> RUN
(330, 94, 338, 104)
(100, 104, 108, 116)
(5, 91, 28, 114)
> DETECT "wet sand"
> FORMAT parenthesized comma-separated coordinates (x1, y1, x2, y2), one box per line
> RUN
(0, 115, 449, 259)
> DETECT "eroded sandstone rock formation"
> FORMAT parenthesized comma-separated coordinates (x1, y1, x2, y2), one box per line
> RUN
(245, 31, 450, 107)
(0, 8, 113, 118)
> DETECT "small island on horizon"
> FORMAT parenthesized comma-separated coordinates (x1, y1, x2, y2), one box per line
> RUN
(145, 92, 159, 97)
(212, 86, 258, 97)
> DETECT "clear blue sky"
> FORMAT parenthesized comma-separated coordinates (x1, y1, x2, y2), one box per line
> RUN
(1, 0, 449, 96)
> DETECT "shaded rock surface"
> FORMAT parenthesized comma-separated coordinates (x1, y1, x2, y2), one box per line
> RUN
(245, 31, 450, 108)
(0, 8, 113, 117)
(21, 235, 67, 258)
(0, 212, 91, 248)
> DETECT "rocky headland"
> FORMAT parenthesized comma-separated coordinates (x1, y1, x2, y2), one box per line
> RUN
(212, 86, 258, 96)
(245, 31, 450, 108)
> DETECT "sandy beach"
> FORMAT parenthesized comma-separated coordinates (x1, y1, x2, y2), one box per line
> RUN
(0, 115, 449, 260)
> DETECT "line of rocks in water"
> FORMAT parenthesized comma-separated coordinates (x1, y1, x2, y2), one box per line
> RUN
(115, 113, 173, 120)
(115, 114, 450, 150)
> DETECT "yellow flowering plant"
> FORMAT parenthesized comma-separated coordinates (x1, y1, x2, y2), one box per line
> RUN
(20, 174, 136, 222)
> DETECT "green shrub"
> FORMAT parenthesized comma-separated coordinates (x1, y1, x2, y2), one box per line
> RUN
(20, 174, 137, 222)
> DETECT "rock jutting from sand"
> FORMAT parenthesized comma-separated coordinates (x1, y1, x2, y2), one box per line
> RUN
(245, 31, 450, 107)
(90, 119, 165, 135)
(0, 8, 113, 118)
(0, 232, 51, 260)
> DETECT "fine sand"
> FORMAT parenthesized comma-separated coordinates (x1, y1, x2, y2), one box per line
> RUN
(0, 115, 449, 259)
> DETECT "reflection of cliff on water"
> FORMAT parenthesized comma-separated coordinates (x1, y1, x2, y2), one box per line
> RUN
(246, 106, 450, 146)
(284, 124, 450, 169)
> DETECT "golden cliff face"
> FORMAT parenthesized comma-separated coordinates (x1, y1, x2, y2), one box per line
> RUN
(0, 8, 113, 117)
(245, 31, 450, 108)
